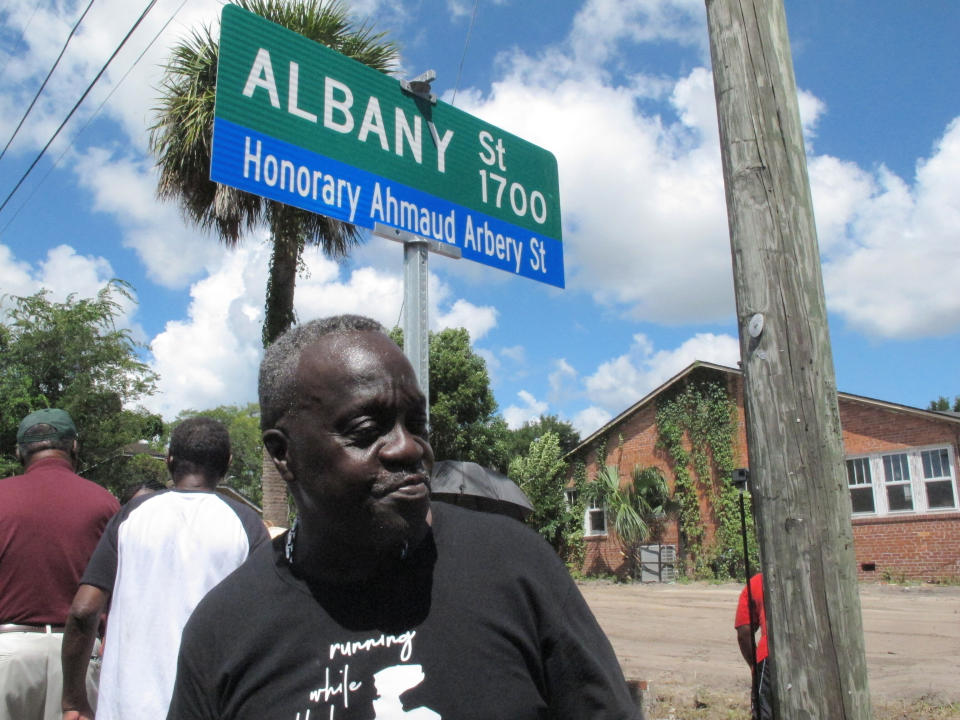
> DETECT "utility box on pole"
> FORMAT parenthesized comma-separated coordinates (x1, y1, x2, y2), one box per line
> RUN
(705, 1, 872, 718)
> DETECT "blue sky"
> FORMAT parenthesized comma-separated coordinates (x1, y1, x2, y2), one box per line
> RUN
(1, 0, 958, 435)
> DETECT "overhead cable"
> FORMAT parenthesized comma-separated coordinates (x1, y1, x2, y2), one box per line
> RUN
(0, 0, 189, 235)
(0, 0, 97, 163)
(0, 0, 159, 217)
(450, 0, 480, 106)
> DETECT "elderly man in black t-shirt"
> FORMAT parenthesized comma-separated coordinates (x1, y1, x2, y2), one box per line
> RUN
(167, 314, 640, 720)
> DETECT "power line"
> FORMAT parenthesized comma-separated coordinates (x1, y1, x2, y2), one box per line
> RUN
(450, 0, 480, 106)
(0, 0, 97, 163)
(0, 0, 190, 235)
(0, 0, 159, 218)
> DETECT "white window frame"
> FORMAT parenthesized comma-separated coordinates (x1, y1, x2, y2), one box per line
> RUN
(920, 447, 958, 510)
(882, 452, 914, 512)
(845, 456, 876, 515)
(565, 490, 608, 536)
(845, 444, 958, 517)
(585, 496, 608, 536)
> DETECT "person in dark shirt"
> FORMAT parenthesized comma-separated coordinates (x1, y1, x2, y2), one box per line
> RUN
(166, 314, 640, 720)
(0, 409, 119, 720)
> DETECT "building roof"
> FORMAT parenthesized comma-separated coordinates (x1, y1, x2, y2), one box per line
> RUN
(214, 484, 262, 514)
(567, 360, 960, 458)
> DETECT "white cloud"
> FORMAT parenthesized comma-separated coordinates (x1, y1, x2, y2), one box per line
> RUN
(433, 298, 498, 341)
(457, 48, 735, 324)
(818, 117, 960, 338)
(569, 0, 708, 67)
(140, 242, 501, 417)
(583, 332, 740, 414)
(0, 0, 225, 157)
(445, 0, 474, 20)
(346, 0, 411, 27)
(0, 245, 43, 301)
(294, 255, 402, 329)
(444, 0, 958, 341)
(144, 245, 268, 419)
(548, 358, 578, 403)
(797, 89, 827, 148)
(143, 243, 413, 418)
(500, 345, 526, 364)
(808, 155, 874, 254)
(0, 243, 134, 323)
(475, 347, 500, 384)
(70, 148, 224, 289)
(0, 241, 151, 359)
(572, 406, 612, 438)
(503, 390, 548, 429)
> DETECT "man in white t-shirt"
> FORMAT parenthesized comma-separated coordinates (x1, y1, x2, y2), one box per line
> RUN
(61, 417, 269, 720)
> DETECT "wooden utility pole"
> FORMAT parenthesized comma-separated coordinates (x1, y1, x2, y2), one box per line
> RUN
(704, 1, 871, 718)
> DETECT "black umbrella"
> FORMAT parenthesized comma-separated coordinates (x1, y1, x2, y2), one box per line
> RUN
(430, 460, 534, 522)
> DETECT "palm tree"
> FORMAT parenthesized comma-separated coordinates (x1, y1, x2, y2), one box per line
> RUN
(149, 0, 399, 526)
(589, 464, 672, 579)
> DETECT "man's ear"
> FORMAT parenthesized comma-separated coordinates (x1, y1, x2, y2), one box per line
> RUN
(262, 429, 294, 483)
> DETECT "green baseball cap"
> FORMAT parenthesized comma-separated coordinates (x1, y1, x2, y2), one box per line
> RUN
(17, 408, 78, 444)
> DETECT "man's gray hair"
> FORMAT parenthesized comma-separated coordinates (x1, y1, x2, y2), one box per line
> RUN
(258, 314, 388, 430)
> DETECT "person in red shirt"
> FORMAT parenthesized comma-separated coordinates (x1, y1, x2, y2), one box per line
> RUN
(0, 409, 119, 720)
(735, 572, 772, 720)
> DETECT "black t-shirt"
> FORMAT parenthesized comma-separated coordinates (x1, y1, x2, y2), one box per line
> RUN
(167, 502, 639, 720)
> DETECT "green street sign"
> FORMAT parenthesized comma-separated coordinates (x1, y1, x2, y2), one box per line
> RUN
(212, 5, 564, 287)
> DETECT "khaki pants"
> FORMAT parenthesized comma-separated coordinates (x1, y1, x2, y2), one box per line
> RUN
(0, 631, 100, 720)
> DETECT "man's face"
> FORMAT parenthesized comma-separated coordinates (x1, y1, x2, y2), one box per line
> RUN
(273, 331, 434, 555)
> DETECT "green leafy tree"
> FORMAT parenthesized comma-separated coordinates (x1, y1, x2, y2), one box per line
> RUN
(390, 327, 509, 470)
(586, 464, 672, 579)
(508, 432, 584, 564)
(149, 0, 399, 525)
(117, 453, 170, 503)
(928, 396, 960, 412)
(0, 282, 162, 494)
(503, 414, 581, 462)
(168, 403, 264, 505)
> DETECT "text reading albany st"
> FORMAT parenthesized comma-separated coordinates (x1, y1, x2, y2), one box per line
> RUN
(212, 4, 563, 287)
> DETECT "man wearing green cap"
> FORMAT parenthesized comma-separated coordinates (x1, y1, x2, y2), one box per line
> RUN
(0, 408, 120, 720)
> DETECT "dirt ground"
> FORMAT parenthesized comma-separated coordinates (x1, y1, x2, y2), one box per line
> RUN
(579, 580, 960, 719)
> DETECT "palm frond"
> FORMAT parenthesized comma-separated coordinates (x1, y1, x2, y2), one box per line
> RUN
(149, 0, 399, 252)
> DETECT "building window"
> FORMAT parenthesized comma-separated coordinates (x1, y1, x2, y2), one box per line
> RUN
(922, 448, 958, 509)
(882, 453, 913, 512)
(565, 489, 608, 536)
(845, 457, 875, 514)
(845, 445, 957, 517)
(586, 497, 607, 536)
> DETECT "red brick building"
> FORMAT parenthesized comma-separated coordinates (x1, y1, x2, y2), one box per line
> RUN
(567, 362, 960, 582)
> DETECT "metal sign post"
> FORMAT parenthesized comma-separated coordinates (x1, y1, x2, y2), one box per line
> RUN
(374, 223, 461, 416)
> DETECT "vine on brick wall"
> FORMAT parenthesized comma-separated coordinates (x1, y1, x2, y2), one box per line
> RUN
(566, 462, 588, 573)
(656, 379, 754, 579)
